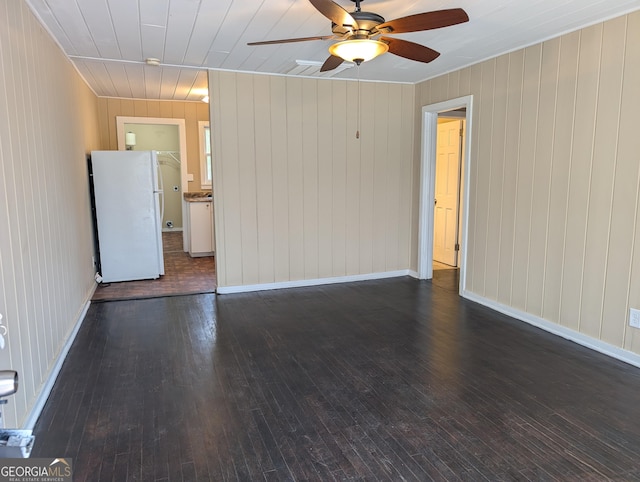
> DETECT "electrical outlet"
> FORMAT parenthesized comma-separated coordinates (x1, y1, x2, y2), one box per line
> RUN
(630, 308, 640, 329)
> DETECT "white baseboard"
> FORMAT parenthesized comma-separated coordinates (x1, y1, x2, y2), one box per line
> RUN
(462, 290, 640, 369)
(216, 270, 412, 294)
(22, 284, 95, 429)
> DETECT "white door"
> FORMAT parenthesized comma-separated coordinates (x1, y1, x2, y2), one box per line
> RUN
(433, 119, 462, 266)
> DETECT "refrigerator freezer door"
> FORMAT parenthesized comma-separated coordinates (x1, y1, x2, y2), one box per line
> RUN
(91, 150, 165, 282)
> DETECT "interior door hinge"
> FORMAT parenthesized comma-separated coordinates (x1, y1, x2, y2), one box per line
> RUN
(455, 243, 460, 251)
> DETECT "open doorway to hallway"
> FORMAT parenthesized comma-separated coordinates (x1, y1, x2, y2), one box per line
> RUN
(418, 95, 473, 294)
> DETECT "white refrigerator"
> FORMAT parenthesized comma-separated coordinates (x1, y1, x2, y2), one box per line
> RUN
(90, 150, 165, 282)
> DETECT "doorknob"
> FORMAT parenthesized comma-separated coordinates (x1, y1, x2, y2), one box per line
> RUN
(434, 198, 437, 205)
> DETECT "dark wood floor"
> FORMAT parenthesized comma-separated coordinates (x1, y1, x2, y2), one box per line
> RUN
(32, 276, 640, 481)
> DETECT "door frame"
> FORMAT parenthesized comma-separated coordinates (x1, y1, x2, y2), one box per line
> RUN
(417, 95, 473, 293)
(116, 116, 189, 252)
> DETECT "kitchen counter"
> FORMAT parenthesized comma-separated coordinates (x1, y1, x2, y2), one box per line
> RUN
(183, 191, 212, 202)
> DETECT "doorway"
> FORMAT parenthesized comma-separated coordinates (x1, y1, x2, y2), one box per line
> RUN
(123, 123, 182, 232)
(434, 116, 465, 269)
(89, 117, 216, 301)
(116, 117, 189, 251)
(417, 95, 473, 295)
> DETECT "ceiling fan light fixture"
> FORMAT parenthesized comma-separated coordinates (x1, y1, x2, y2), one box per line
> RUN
(328, 39, 388, 64)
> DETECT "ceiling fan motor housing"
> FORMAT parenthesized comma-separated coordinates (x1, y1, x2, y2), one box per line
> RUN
(331, 11, 385, 37)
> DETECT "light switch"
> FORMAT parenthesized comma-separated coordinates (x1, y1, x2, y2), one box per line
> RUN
(630, 308, 640, 329)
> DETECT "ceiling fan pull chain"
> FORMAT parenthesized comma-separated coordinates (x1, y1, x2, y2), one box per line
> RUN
(356, 63, 361, 139)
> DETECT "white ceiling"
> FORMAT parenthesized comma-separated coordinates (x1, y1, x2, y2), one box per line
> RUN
(25, 0, 640, 101)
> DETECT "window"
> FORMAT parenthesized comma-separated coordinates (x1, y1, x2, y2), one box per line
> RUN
(199, 121, 212, 187)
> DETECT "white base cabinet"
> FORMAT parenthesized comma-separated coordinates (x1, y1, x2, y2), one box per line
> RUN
(188, 201, 215, 257)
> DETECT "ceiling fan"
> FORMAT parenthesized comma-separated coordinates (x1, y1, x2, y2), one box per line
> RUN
(248, 0, 469, 72)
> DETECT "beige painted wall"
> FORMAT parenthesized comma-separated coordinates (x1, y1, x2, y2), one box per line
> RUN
(416, 11, 640, 354)
(97, 98, 209, 191)
(0, 1, 100, 426)
(209, 71, 416, 288)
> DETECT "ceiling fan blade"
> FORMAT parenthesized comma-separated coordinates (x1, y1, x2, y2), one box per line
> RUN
(320, 55, 344, 72)
(309, 0, 358, 30)
(381, 37, 440, 63)
(248, 35, 335, 46)
(377, 8, 469, 34)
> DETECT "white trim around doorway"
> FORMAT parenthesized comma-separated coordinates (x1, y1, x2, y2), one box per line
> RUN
(418, 95, 474, 295)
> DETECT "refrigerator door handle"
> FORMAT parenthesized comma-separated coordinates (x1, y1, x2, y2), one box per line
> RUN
(159, 190, 165, 223)
(153, 151, 165, 224)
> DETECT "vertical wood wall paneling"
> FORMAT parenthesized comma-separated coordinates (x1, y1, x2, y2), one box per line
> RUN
(465, 64, 482, 291)
(559, 24, 601, 331)
(106, 100, 121, 147)
(475, 59, 497, 299)
(497, 51, 525, 305)
(183, 102, 199, 188)
(24, 11, 48, 397)
(542, 32, 580, 324)
(286, 77, 305, 282)
(0, 1, 25, 422)
(16, 1, 41, 406)
(358, 82, 376, 275)
(592, 16, 629, 345)
(511, 44, 542, 311)
(236, 74, 259, 285)
(253, 75, 275, 284)
(210, 71, 415, 288)
(147, 101, 161, 119)
(302, 79, 320, 280)
(384, 85, 403, 272)
(97, 98, 110, 147)
(34, 21, 58, 382)
(399, 84, 415, 270)
(484, 55, 509, 300)
(344, 80, 360, 276)
(621, 12, 640, 353)
(331, 81, 348, 277)
(372, 82, 389, 274)
(270, 76, 291, 283)
(0, 0, 99, 426)
(218, 72, 243, 286)
(317, 80, 334, 280)
(528, 37, 560, 317)
(210, 72, 227, 285)
(416, 11, 640, 356)
(96, 98, 209, 189)
(580, 18, 625, 340)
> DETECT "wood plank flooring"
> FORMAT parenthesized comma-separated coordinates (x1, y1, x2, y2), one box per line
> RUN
(31, 276, 640, 481)
(92, 232, 216, 302)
